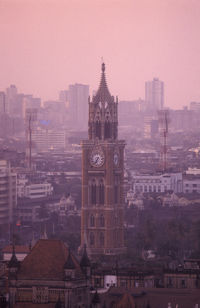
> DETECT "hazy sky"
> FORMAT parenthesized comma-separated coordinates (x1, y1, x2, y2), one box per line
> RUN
(0, 0, 200, 109)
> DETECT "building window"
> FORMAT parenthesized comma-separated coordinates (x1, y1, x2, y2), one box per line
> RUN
(91, 180, 96, 204)
(99, 180, 105, 204)
(90, 232, 95, 246)
(99, 214, 105, 227)
(95, 121, 101, 139)
(90, 214, 95, 227)
(104, 121, 111, 139)
(168, 277, 172, 287)
(99, 232, 104, 247)
(114, 185, 118, 204)
(181, 279, 186, 288)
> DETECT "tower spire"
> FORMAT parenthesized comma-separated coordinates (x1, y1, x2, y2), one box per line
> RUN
(94, 62, 112, 103)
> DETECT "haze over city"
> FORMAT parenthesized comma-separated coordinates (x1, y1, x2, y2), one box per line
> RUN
(1, 0, 200, 108)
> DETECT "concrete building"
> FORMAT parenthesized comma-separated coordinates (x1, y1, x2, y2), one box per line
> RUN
(0, 160, 17, 226)
(0, 92, 6, 113)
(2, 245, 30, 262)
(145, 78, 164, 111)
(68, 83, 89, 130)
(17, 182, 53, 199)
(59, 90, 68, 102)
(32, 128, 66, 152)
(6, 84, 18, 115)
(183, 177, 200, 194)
(132, 173, 183, 193)
(190, 101, 200, 111)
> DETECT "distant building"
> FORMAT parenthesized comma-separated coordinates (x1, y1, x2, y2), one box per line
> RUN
(144, 116, 159, 139)
(68, 83, 89, 130)
(132, 173, 183, 193)
(6, 84, 18, 115)
(145, 78, 164, 111)
(190, 101, 200, 111)
(0, 91, 6, 113)
(183, 176, 200, 194)
(32, 128, 66, 152)
(2, 245, 30, 262)
(40, 100, 67, 128)
(0, 160, 17, 226)
(17, 181, 53, 199)
(59, 90, 68, 102)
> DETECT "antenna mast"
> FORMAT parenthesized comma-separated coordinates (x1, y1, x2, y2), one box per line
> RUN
(158, 110, 170, 172)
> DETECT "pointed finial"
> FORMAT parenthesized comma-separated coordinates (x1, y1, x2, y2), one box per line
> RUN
(102, 62, 105, 73)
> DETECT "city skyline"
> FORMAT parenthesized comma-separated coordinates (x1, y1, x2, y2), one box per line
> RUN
(0, 0, 200, 109)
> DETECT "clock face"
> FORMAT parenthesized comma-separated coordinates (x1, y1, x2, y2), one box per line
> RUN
(113, 152, 119, 166)
(90, 150, 105, 167)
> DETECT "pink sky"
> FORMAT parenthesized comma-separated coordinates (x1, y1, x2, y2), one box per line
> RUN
(0, 0, 200, 109)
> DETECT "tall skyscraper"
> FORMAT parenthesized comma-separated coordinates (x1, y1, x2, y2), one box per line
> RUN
(6, 84, 18, 115)
(68, 83, 89, 130)
(81, 63, 126, 257)
(0, 92, 6, 113)
(145, 78, 164, 111)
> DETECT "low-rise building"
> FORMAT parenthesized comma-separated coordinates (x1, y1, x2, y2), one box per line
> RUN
(2, 245, 30, 262)
(183, 176, 200, 194)
(17, 181, 53, 199)
(132, 173, 182, 194)
(4, 239, 90, 308)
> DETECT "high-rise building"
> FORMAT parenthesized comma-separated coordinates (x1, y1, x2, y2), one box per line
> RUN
(59, 90, 68, 103)
(0, 92, 6, 113)
(0, 160, 17, 227)
(6, 84, 18, 115)
(68, 83, 89, 130)
(81, 63, 126, 257)
(145, 78, 164, 111)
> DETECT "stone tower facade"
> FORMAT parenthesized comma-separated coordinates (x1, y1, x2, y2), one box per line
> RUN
(81, 63, 126, 256)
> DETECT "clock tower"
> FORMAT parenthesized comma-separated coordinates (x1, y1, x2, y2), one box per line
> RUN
(81, 63, 126, 257)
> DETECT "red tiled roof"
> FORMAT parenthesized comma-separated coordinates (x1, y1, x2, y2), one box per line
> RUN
(116, 293, 135, 308)
(2, 245, 30, 253)
(17, 239, 82, 280)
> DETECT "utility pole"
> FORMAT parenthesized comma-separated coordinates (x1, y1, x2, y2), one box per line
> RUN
(25, 108, 37, 170)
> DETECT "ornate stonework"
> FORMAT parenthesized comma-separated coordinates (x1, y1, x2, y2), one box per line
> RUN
(81, 63, 126, 256)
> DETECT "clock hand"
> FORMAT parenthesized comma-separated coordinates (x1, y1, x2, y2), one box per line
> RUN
(95, 156, 99, 163)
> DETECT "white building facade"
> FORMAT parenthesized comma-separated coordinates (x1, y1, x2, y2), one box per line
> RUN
(132, 173, 183, 194)
(17, 181, 53, 199)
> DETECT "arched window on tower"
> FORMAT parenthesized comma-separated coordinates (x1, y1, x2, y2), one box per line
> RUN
(99, 179, 105, 205)
(99, 214, 105, 227)
(90, 214, 95, 227)
(104, 120, 111, 139)
(95, 121, 101, 139)
(113, 122, 117, 139)
(99, 232, 104, 247)
(91, 180, 97, 205)
(114, 178, 119, 204)
(90, 232, 95, 246)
